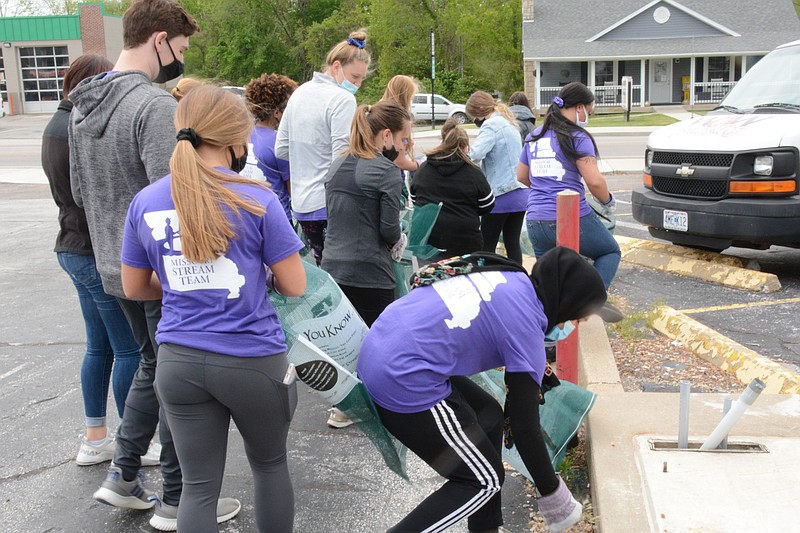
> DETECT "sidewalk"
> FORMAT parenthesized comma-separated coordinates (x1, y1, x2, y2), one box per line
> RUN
(578, 316, 800, 532)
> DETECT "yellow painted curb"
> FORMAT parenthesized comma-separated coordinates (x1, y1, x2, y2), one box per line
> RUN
(615, 235, 746, 267)
(616, 242, 781, 292)
(650, 305, 800, 394)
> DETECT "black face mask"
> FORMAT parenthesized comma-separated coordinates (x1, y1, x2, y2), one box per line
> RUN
(229, 146, 248, 173)
(381, 145, 399, 162)
(473, 118, 486, 128)
(153, 37, 184, 84)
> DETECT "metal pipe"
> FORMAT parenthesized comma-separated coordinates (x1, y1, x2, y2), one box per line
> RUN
(700, 379, 765, 451)
(719, 396, 733, 450)
(678, 380, 691, 449)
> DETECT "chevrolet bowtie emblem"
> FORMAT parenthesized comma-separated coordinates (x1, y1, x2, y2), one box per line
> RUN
(676, 165, 695, 177)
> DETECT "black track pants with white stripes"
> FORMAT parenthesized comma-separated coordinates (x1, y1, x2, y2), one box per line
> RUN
(376, 377, 505, 532)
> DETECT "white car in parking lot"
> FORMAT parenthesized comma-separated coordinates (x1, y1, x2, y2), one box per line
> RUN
(410, 93, 468, 124)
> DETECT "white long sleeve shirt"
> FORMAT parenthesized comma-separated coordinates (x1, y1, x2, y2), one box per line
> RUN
(276, 72, 357, 215)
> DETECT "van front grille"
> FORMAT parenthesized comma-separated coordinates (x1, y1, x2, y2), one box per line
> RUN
(652, 176, 728, 199)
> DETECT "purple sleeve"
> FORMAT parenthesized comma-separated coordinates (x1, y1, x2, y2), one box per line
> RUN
(260, 191, 304, 266)
(573, 131, 596, 158)
(120, 200, 152, 269)
(519, 141, 531, 166)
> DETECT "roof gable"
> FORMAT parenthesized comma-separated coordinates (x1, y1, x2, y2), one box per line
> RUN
(588, 0, 740, 42)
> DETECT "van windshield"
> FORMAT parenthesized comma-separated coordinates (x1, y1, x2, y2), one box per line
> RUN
(722, 45, 800, 110)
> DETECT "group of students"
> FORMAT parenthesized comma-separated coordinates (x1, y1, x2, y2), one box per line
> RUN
(42, 0, 618, 531)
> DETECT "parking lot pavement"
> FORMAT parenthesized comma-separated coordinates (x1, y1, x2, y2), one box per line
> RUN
(0, 182, 536, 532)
(609, 177, 800, 377)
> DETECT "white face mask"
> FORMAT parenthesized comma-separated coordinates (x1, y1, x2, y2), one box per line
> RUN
(576, 105, 589, 127)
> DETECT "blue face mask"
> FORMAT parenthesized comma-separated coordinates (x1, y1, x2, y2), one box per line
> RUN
(544, 320, 576, 342)
(339, 78, 359, 95)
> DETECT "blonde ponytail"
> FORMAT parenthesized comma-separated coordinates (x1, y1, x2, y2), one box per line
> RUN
(170, 85, 269, 264)
(466, 90, 519, 130)
(348, 102, 411, 159)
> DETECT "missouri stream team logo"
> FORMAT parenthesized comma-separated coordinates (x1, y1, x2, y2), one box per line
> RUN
(432, 272, 507, 330)
(142, 210, 245, 299)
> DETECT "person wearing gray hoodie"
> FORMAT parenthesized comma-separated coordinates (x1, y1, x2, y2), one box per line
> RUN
(509, 91, 537, 142)
(68, 1, 239, 530)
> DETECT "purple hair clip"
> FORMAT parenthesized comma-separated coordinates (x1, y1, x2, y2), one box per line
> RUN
(346, 37, 365, 49)
(552, 96, 564, 108)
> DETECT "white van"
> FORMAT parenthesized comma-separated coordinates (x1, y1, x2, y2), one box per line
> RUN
(632, 40, 800, 251)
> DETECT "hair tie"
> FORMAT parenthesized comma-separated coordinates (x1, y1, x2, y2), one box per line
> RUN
(366, 104, 371, 115)
(176, 128, 202, 148)
(346, 37, 365, 49)
(552, 96, 565, 108)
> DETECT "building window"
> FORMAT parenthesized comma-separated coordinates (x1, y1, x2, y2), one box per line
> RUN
(0, 55, 7, 107)
(19, 46, 70, 103)
(595, 61, 614, 86)
(708, 56, 730, 81)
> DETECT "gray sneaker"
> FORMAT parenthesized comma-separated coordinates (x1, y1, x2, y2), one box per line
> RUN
(93, 465, 156, 510)
(148, 497, 242, 531)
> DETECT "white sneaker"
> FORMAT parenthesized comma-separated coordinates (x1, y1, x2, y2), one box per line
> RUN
(141, 441, 162, 467)
(76, 436, 115, 466)
(327, 407, 354, 428)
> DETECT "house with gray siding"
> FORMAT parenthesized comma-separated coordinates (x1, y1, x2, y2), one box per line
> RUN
(521, 0, 800, 110)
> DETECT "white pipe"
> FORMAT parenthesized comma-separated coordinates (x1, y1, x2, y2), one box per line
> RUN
(699, 379, 765, 451)
(678, 380, 691, 449)
(719, 396, 733, 450)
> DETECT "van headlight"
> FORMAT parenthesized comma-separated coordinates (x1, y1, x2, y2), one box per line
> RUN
(754, 155, 773, 176)
(645, 149, 654, 169)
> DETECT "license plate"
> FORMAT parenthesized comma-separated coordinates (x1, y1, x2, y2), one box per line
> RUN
(663, 209, 688, 232)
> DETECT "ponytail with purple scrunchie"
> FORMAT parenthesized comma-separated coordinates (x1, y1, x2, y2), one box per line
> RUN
(552, 96, 564, 108)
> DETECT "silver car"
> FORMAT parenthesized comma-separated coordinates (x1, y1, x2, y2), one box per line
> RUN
(410, 93, 467, 124)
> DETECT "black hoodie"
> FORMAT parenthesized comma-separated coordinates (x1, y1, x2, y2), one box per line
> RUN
(410, 154, 495, 256)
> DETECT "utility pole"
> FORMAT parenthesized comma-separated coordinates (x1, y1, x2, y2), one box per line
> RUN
(430, 27, 436, 130)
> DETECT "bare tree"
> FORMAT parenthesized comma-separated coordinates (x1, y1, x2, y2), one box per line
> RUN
(0, 0, 35, 16)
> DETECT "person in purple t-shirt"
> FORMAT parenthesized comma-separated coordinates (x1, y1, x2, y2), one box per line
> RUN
(242, 73, 298, 220)
(120, 86, 306, 533)
(517, 82, 620, 290)
(357, 247, 607, 533)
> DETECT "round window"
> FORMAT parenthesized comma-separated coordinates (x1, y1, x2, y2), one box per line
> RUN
(653, 6, 671, 24)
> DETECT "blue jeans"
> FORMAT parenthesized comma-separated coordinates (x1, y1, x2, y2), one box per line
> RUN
(526, 212, 621, 289)
(57, 252, 140, 428)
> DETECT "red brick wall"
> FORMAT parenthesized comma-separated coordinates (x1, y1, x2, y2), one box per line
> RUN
(80, 4, 107, 57)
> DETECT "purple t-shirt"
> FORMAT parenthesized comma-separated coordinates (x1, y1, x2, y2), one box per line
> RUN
(246, 126, 291, 220)
(491, 187, 528, 214)
(520, 128, 594, 221)
(357, 271, 548, 413)
(293, 207, 327, 222)
(121, 172, 304, 357)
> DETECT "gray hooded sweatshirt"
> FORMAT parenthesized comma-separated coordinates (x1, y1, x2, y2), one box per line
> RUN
(69, 70, 177, 298)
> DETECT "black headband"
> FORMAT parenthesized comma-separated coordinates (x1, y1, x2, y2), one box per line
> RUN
(176, 128, 202, 148)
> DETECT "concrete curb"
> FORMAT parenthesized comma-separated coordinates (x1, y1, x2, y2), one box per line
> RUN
(616, 236, 781, 292)
(615, 235, 746, 268)
(650, 305, 800, 394)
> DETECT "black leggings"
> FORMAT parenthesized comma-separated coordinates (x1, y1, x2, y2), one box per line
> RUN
(298, 220, 327, 267)
(480, 211, 525, 265)
(338, 284, 394, 327)
(375, 374, 559, 532)
(376, 377, 504, 532)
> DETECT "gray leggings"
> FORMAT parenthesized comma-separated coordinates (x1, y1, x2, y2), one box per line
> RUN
(155, 343, 297, 533)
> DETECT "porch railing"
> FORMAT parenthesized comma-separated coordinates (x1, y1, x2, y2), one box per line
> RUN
(537, 85, 644, 109)
(692, 80, 736, 104)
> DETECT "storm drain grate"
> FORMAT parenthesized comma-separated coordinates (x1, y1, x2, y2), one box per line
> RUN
(648, 439, 769, 453)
